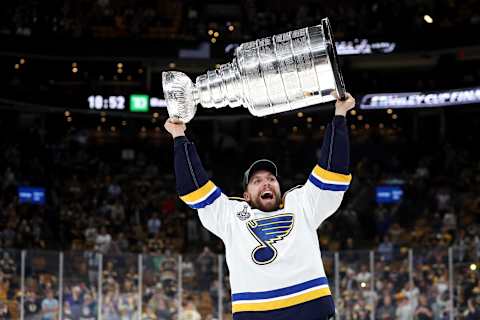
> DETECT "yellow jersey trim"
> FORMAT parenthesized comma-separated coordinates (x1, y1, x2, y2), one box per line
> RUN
(232, 287, 331, 313)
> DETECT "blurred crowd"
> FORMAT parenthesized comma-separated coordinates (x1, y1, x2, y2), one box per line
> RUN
(0, 108, 479, 319)
(0, 0, 478, 41)
(0, 247, 229, 319)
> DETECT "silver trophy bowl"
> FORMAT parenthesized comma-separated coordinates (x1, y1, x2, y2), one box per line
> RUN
(163, 18, 346, 123)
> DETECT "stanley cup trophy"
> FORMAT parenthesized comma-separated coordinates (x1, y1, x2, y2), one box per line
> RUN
(162, 18, 346, 123)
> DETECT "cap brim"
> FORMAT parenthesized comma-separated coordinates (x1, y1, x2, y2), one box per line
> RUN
(244, 159, 278, 188)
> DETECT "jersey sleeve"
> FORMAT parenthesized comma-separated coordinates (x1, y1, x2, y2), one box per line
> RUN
(173, 136, 234, 239)
(288, 116, 352, 229)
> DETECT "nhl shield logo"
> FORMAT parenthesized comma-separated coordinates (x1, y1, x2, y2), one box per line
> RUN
(236, 205, 251, 221)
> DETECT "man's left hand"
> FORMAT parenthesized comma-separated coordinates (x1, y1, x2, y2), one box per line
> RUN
(332, 91, 355, 117)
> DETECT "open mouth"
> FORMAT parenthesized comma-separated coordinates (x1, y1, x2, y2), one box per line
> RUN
(260, 190, 274, 200)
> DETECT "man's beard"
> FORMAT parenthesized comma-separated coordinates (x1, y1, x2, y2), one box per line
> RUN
(250, 192, 281, 212)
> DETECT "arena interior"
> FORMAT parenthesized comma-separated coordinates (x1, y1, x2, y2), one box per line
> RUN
(0, 0, 480, 319)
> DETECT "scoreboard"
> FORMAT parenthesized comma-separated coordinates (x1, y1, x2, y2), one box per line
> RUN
(87, 94, 167, 112)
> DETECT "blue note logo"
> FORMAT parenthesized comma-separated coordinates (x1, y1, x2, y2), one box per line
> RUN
(247, 214, 294, 265)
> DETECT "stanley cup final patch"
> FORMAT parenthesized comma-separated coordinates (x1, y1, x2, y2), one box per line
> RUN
(236, 205, 251, 221)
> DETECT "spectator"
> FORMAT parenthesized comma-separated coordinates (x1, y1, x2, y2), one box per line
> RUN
(376, 294, 395, 319)
(415, 294, 433, 320)
(179, 297, 201, 320)
(464, 297, 480, 320)
(0, 300, 11, 318)
(95, 227, 112, 254)
(395, 294, 414, 320)
(147, 212, 162, 236)
(24, 290, 42, 317)
(41, 289, 59, 320)
(378, 236, 394, 262)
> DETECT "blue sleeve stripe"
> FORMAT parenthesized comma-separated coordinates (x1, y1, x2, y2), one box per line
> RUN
(232, 277, 329, 301)
(308, 175, 349, 192)
(188, 188, 222, 209)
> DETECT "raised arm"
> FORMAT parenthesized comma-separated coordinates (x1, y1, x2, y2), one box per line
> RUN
(164, 118, 220, 207)
(164, 118, 232, 239)
(290, 93, 356, 228)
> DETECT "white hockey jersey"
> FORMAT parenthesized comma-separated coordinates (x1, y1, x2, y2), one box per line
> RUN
(180, 165, 351, 314)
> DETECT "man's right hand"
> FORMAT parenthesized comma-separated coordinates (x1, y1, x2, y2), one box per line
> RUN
(164, 117, 186, 138)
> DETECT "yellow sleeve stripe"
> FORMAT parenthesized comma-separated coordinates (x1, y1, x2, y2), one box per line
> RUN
(313, 165, 352, 184)
(180, 180, 217, 204)
(232, 287, 331, 313)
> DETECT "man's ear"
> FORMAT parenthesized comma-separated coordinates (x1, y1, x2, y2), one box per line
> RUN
(243, 191, 250, 201)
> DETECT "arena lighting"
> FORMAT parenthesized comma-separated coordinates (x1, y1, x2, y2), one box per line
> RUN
(350, 109, 356, 116)
(470, 264, 477, 271)
(357, 115, 363, 121)
(14, 64, 19, 70)
(211, 38, 217, 44)
(360, 86, 480, 110)
(424, 15, 433, 23)
(19, 58, 26, 64)
(208, 29, 214, 35)
(306, 117, 312, 123)
(121, 120, 127, 126)
(297, 112, 304, 118)
(64, 111, 70, 117)
(273, 118, 279, 124)
(228, 25, 235, 32)
(213, 31, 220, 38)
(360, 282, 367, 288)
(117, 63, 123, 68)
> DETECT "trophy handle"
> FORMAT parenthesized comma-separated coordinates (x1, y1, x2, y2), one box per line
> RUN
(322, 18, 347, 101)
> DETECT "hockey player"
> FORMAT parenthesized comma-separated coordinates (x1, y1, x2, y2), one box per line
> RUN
(164, 93, 356, 320)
